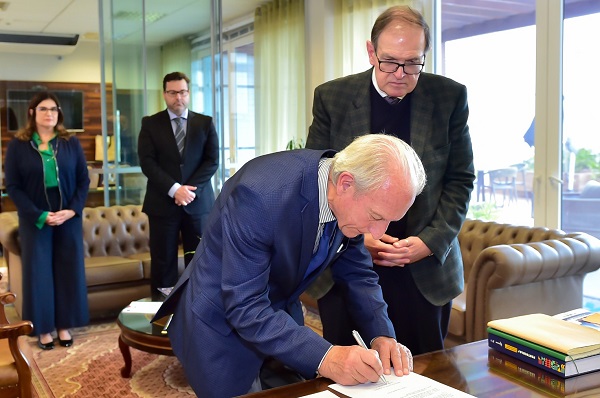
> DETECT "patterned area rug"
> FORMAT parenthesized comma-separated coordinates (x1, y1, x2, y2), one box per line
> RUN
(25, 322, 194, 398)
(25, 308, 322, 397)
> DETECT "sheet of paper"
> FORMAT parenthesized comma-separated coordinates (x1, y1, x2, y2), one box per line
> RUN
(122, 301, 162, 314)
(298, 391, 338, 398)
(554, 308, 600, 331)
(582, 312, 600, 326)
(329, 372, 475, 398)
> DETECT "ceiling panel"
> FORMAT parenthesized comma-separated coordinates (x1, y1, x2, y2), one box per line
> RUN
(1, 0, 599, 50)
(0, 0, 263, 47)
(0, 0, 81, 33)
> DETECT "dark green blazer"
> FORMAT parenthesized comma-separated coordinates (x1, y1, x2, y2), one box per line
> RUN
(306, 69, 475, 306)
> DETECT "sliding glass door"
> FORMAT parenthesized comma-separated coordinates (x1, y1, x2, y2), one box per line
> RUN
(441, 1, 536, 226)
(561, 4, 600, 312)
(439, 0, 600, 311)
(561, 9, 600, 239)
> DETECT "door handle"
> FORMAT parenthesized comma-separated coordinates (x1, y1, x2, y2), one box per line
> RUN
(549, 176, 563, 185)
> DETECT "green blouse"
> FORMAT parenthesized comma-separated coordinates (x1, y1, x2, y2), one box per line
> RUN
(32, 132, 59, 229)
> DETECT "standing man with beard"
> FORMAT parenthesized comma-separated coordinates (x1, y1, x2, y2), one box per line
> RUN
(138, 72, 219, 295)
(306, 6, 475, 355)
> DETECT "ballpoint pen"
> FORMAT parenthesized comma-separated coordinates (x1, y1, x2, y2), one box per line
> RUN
(161, 314, 173, 335)
(352, 330, 388, 384)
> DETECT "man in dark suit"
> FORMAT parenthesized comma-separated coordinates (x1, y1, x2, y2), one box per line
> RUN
(138, 71, 219, 293)
(153, 134, 424, 397)
(306, 6, 475, 355)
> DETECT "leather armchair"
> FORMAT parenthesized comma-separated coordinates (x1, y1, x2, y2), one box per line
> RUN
(0, 273, 33, 398)
(447, 219, 600, 345)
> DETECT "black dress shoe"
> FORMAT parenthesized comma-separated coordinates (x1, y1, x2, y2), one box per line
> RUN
(38, 339, 55, 350)
(59, 337, 73, 347)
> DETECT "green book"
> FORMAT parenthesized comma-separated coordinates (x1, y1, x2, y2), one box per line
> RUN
(488, 327, 570, 361)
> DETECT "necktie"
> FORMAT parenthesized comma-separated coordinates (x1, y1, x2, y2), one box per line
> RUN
(304, 221, 336, 279)
(174, 117, 185, 155)
(385, 96, 401, 105)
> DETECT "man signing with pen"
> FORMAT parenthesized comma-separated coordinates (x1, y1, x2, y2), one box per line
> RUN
(154, 134, 421, 397)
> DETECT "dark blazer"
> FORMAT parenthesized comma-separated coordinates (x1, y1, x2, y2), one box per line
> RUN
(307, 69, 475, 306)
(138, 109, 219, 220)
(4, 136, 89, 223)
(154, 149, 395, 398)
(5, 135, 90, 332)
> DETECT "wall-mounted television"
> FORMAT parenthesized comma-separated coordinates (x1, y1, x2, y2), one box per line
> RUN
(6, 89, 84, 133)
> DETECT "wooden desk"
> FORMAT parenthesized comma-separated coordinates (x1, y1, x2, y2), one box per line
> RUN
(240, 340, 600, 397)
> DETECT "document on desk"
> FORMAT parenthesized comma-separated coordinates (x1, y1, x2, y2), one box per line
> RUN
(298, 391, 338, 398)
(329, 372, 475, 398)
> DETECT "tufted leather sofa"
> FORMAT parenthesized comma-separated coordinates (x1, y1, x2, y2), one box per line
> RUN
(447, 219, 600, 346)
(0, 205, 184, 320)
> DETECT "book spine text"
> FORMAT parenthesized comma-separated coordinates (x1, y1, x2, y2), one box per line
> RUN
(488, 333, 566, 377)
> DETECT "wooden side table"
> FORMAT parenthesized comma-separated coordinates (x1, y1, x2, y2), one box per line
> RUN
(116, 300, 173, 378)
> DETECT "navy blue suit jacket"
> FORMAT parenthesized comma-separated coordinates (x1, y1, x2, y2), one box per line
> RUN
(155, 148, 395, 398)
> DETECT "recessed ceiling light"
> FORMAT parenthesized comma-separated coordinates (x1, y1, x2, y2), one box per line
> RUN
(113, 11, 166, 23)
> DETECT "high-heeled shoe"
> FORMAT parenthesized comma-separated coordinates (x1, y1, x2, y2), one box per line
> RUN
(58, 331, 73, 347)
(38, 339, 55, 350)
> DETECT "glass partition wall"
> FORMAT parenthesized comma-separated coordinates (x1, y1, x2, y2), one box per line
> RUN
(439, 0, 600, 238)
(98, 0, 222, 206)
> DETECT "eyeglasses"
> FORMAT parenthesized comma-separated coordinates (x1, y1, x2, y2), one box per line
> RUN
(165, 89, 189, 97)
(375, 54, 425, 75)
(36, 107, 60, 113)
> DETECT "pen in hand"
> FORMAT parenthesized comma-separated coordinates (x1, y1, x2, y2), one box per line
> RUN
(352, 330, 388, 385)
(161, 314, 173, 335)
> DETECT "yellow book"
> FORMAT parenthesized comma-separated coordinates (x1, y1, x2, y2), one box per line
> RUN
(487, 313, 600, 360)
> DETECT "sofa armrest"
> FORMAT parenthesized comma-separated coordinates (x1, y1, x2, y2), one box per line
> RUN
(0, 212, 20, 256)
(465, 233, 600, 342)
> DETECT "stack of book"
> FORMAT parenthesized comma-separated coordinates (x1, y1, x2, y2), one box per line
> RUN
(488, 349, 600, 397)
(487, 313, 600, 378)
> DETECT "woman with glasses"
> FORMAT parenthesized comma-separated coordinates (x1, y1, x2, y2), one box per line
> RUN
(4, 91, 89, 350)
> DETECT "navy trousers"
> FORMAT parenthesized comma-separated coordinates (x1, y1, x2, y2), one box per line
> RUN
(19, 190, 88, 335)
